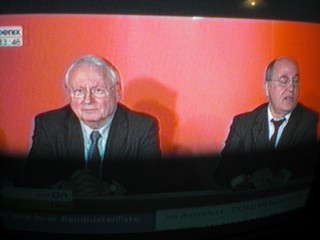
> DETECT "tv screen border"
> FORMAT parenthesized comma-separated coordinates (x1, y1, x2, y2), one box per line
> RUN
(1, 0, 320, 239)
(1, 0, 320, 24)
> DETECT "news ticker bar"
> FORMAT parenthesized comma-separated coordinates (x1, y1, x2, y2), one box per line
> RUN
(1, 187, 73, 211)
(0, 187, 310, 234)
(155, 188, 309, 230)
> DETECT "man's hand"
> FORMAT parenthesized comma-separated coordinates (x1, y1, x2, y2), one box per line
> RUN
(70, 169, 127, 196)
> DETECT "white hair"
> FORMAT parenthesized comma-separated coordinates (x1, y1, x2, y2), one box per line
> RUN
(64, 55, 120, 88)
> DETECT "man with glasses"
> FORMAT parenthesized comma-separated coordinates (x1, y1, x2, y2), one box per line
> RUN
(214, 56, 318, 190)
(24, 55, 163, 195)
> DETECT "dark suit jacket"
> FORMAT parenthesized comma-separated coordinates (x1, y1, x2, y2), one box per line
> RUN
(24, 103, 163, 194)
(214, 102, 319, 188)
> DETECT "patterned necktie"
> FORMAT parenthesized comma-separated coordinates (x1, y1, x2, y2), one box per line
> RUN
(268, 118, 285, 150)
(87, 131, 101, 179)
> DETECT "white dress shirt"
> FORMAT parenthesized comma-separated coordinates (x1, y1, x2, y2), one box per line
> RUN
(267, 105, 292, 147)
(80, 114, 115, 167)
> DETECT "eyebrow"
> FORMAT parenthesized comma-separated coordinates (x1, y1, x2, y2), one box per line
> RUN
(279, 73, 300, 78)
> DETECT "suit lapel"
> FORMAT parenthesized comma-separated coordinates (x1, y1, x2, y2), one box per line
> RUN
(252, 105, 269, 152)
(104, 105, 128, 161)
(277, 105, 301, 149)
(65, 108, 85, 169)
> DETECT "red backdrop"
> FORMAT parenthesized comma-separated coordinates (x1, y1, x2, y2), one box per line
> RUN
(1, 15, 320, 156)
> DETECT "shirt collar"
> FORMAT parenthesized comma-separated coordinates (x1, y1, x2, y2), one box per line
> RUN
(80, 113, 115, 142)
(267, 104, 292, 123)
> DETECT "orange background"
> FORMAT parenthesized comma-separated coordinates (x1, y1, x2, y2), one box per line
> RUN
(0, 15, 320, 157)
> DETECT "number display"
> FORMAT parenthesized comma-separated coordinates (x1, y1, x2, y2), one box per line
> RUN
(0, 26, 23, 47)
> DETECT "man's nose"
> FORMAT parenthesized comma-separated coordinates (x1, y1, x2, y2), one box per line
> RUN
(286, 80, 296, 91)
(83, 89, 93, 103)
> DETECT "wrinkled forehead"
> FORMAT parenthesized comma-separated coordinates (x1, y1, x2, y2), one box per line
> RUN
(68, 63, 111, 85)
(273, 58, 300, 77)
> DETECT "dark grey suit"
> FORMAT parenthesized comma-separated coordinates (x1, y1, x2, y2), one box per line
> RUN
(24, 103, 163, 194)
(214, 102, 319, 188)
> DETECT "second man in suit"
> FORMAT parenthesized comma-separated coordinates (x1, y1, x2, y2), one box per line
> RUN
(214, 56, 318, 190)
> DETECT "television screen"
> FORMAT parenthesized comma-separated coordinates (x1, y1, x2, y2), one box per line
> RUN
(1, 1, 320, 239)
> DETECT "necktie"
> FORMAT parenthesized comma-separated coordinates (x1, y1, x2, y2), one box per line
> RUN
(87, 131, 102, 179)
(268, 118, 285, 150)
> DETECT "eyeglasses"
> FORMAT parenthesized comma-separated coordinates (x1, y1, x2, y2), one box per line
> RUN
(268, 75, 300, 88)
(69, 85, 115, 99)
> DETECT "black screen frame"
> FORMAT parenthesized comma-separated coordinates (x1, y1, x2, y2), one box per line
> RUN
(1, 0, 320, 239)
(1, 0, 320, 24)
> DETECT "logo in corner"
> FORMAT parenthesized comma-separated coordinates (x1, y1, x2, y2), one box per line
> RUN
(0, 26, 23, 47)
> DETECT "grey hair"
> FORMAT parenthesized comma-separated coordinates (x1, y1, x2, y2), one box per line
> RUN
(265, 58, 278, 82)
(265, 56, 299, 82)
(64, 55, 120, 88)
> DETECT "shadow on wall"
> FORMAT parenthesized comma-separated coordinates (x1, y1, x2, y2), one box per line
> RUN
(124, 78, 191, 156)
(0, 127, 7, 153)
(123, 78, 219, 192)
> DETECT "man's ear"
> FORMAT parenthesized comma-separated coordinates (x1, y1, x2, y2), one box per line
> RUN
(115, 82, 122, 101)
(264, 81, 270, 98)
(64, 85, 72, 101)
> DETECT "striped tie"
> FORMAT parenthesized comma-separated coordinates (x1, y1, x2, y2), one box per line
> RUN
(268, 118, 285, 150)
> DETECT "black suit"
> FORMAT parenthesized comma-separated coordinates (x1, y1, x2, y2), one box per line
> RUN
(214, 102, 319, 188)
(24, 103, 163, 194)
